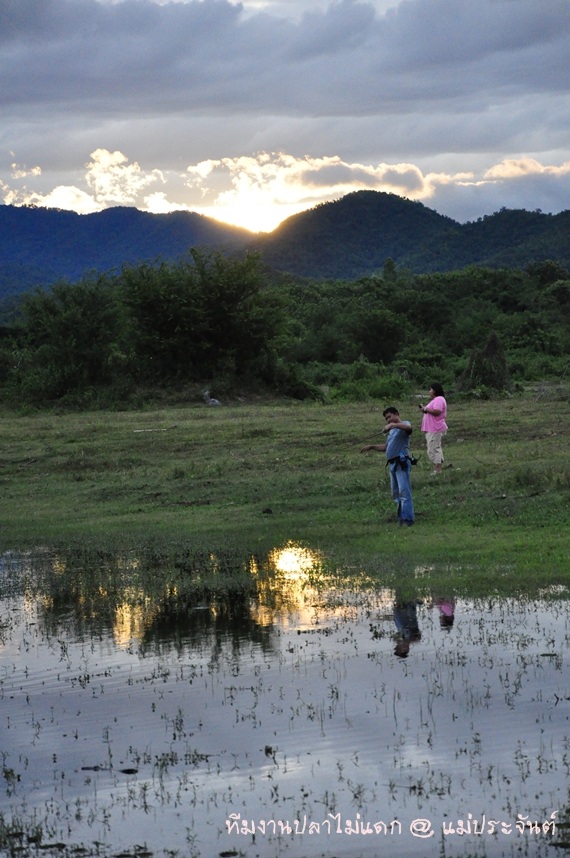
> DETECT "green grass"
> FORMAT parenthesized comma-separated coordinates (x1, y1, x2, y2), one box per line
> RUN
(1, 385, 570, 592)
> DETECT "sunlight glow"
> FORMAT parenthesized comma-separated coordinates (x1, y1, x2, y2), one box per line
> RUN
(194, 195, 309, 233)
(3, 147, 568, 233)
(268, 542, 322, 579)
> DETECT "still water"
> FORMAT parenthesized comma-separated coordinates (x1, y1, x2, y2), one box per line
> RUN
(0, 545, 568, 857)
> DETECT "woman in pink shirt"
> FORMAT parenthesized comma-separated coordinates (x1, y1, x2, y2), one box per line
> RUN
(419, 383, 448, 475)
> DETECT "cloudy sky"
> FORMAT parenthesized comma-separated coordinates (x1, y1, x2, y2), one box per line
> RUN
(1, 0, 570, 232)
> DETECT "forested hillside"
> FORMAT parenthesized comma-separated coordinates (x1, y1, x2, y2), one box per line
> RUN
(2, 192, 570, 299)
(0, 205, 251, 298)
(0, 250, 568, 409)
(252, 191, 457, 278)
(252, 191, 454, 279)
(253, 193, 570, 279)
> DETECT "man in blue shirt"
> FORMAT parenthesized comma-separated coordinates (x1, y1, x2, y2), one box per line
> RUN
(361, 406, 415, 527)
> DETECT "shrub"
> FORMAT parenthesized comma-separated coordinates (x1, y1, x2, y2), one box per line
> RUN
(330, 361, 412, 401)
(458, 332, 511, 393)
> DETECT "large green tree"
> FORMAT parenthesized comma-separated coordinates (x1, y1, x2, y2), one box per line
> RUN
(119, 249, 286, 384)
(16, 277, 123, 401)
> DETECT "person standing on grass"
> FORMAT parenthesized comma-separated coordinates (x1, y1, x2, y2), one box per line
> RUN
(361, 407, 415, 527)
(419, 383, 448, 475)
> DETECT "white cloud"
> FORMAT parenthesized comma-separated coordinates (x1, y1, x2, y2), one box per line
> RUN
(484, 157, 570, 180)
(2, 147, 570, 230)
(239, 0, 399, 22)
(144, 191, 190, 213)
(2, 184, 101, 214)
(85, 149, 164, 205)
(11, 162, 42, 180)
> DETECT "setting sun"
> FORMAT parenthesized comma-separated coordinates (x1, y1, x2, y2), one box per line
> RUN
(193, 196, 308, 233)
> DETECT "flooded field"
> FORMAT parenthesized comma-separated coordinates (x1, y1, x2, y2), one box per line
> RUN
(0, 544, 569, 857)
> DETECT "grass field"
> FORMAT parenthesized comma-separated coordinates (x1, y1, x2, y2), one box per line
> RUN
(1, 384, 569, 594)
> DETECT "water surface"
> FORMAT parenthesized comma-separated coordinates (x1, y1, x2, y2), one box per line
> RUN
(0, 546, 567, 857)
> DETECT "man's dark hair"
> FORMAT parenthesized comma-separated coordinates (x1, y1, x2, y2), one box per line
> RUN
(430, 383, 445, 397)
(383, 406, 399, 418)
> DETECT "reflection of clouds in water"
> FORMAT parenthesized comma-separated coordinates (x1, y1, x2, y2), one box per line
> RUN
(538, 584, 570, 598)
(414, 564, 435, 578)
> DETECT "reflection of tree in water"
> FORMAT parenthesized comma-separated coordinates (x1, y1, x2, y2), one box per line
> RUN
(17, 547, 267, 645)
(15, 542, 417, 666)
(13, 544, 325, 658)
(138, 586, 277, 660)
(138, 544, 326, 657)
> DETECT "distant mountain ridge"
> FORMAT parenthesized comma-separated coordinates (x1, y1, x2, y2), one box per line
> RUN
(251, 191, 457, 279)
(251, 191, 570, 279)
(0, 204, 251, 298)
(1, 191, 570, 299)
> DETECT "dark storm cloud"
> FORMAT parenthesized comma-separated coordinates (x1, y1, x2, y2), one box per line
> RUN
(300, 164, 381, 186)
(1, 0, 569, 116)
(300, 162, 424, 192)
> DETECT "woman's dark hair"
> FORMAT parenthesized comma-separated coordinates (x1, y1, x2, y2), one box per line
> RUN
(430, 383, 445, 397)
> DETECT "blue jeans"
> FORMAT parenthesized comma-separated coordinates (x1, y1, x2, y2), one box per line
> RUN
(389, 460, 415, 524)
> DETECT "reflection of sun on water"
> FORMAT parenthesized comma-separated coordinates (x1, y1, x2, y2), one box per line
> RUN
(251, 542, 323, 627)
(52, 558, 67, 575)
(255, 542, 396, 627)
(268, 543, 321, 578)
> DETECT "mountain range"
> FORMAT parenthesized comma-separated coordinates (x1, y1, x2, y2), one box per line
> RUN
(0, 204, 250, 300)
(1, 191, 570, 300)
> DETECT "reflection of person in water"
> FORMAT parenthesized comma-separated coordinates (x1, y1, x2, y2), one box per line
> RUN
(393, 600, 422, 658)
(433, 595, 456, 631)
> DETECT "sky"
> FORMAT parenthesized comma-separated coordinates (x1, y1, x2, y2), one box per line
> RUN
(1, 0, 570, 233)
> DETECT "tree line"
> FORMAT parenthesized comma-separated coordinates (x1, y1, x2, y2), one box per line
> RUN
(0, 250, 569, 408)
